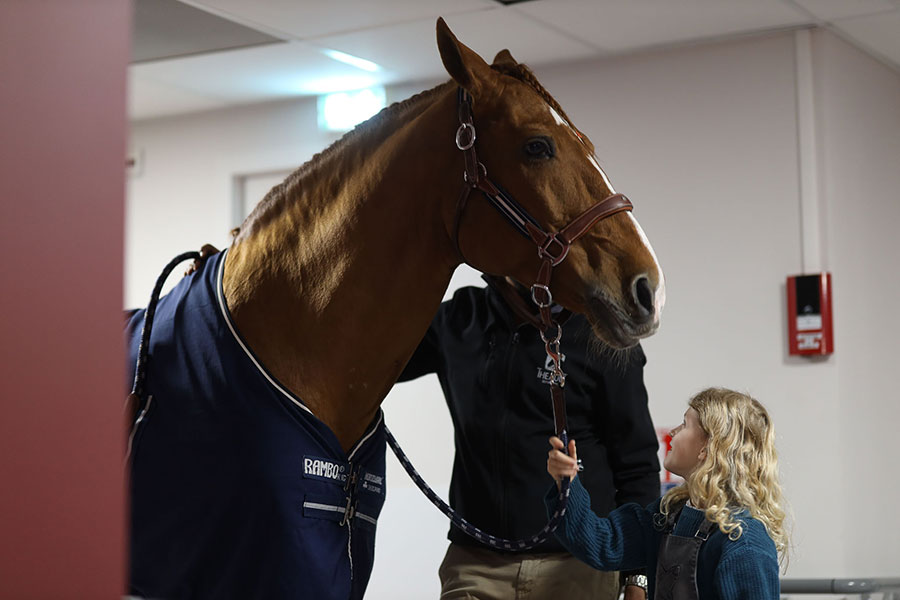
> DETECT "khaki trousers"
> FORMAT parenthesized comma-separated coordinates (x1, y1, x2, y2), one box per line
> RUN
(438, 542, 620, 600)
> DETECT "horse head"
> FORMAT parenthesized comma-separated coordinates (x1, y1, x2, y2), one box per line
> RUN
(437, 18, 664, 349)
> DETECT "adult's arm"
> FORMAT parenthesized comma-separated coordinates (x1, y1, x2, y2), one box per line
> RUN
(396, 327, 441, 382)
(544, 477, 654, 572)
(395, 306, 446, 382)
(599, 344, 661, 507)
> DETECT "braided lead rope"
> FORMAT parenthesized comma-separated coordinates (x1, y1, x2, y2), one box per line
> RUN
(126, 251, 202, 462)
(129, 251, 202, 402)
(385, 425, 571, 551)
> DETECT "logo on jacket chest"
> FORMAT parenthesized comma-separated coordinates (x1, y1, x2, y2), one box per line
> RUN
(303, 456, 348, 484)
(536, 353, 566, 385)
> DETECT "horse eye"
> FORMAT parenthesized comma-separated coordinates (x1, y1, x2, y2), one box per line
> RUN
(523, 137, 554, 160)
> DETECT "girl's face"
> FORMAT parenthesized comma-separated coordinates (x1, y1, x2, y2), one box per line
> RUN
(664, 407, 709, 479)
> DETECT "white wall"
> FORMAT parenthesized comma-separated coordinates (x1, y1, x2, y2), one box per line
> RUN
(127, 97, 332, 306)
(127, 28, 900, 597)
(816, 31, 900, 576)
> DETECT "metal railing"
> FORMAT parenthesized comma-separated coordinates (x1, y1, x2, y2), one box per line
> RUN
(781, 578, 900, 599)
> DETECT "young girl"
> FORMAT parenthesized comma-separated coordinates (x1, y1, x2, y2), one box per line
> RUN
(546, 387, 788, 600)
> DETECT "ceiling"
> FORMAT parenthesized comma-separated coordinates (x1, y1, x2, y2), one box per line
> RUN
(130, 0, 900, 121)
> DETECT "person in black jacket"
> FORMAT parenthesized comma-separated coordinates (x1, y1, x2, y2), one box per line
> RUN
(397, 275, 660, 600)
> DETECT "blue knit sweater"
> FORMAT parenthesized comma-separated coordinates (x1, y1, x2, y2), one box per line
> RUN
(545, 478, 779, 599)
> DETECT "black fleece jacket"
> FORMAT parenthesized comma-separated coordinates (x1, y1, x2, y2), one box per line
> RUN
(398, 280, 660, 553)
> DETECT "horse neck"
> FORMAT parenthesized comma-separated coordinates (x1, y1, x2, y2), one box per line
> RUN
(223, 87, 462, 452)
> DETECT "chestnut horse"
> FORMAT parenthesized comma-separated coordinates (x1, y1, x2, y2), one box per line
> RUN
(126, 18, 663, 600)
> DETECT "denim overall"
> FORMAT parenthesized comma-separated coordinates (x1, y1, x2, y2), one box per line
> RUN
(654, 502, 717, 600)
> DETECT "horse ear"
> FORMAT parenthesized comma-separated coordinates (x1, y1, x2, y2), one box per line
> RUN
(436, 17, 492, 97)
(492, 49, 518, 68)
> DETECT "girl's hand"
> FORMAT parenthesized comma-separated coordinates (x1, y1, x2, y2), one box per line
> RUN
(547, 436, 578, 490)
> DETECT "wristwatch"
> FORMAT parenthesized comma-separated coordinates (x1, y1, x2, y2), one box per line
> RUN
(623, 574, 648, 593)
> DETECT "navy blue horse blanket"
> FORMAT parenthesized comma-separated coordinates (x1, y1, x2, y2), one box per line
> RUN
(126, 250, 386, 600)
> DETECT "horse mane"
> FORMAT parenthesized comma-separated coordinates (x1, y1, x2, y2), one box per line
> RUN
(295, 83, 453, 180)
(236, 82, 453, 238)
(235, 62, 585, 240)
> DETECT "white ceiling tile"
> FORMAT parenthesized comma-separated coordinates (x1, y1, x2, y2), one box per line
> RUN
(189, 0, 497, 39)
(129, 40, 389, 108)
(515, 0, 812, 53)
(131, 0, 900, 120)
(134, 0, 283, 62)
(129, 74, 229, 120)
(790, 0, 896, 22)
(311, 20, 445, 84)
(830, 10, 900, 69)
(317, 8, 599, 84)
(435, 9, 601, 66)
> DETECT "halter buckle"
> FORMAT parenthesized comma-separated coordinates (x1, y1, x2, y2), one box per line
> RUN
(531, 283, 552, 308)
(538, 235, 570, 266)
(463, 161, 487, 185)
(456, 123, 476, 151)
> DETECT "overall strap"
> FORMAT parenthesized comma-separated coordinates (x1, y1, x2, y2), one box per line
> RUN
(662, 500, 687, 533)
(695, 514, 718, 540)
(663, 500, 719, 539)
(654, 503, 718, 600)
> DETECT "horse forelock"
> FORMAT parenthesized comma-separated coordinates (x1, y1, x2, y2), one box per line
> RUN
(490, 62, 594, 154)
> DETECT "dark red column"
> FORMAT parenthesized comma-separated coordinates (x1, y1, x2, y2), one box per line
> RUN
(0, 1, 130, 596)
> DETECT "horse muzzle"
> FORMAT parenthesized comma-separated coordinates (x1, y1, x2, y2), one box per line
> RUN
(586, 279, 662, 349)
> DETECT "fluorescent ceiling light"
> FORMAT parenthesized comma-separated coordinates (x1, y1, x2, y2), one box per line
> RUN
(300, 74, 379, 95)
(322, 49, 381, 72)
(318, 86, 386, 132)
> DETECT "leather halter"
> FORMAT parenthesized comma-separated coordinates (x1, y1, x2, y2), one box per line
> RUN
(451, 88, 633, 333)
(451, 87, 634, 446)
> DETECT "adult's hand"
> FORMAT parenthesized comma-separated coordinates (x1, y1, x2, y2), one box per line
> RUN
(184, 244, 220, 276)
(624, 584, 647, 600)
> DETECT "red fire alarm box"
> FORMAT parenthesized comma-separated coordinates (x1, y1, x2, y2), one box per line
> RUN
(786, 273, 834, 356)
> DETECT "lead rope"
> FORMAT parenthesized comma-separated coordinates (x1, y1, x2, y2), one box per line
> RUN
(385, 279, 573, 551)
(125, 250, 203, 461)
(386, 427, 570, 551)
(384, 291, 572, 551)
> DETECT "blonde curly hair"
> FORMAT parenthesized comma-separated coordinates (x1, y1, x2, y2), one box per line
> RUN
(659, 388, 789, 562)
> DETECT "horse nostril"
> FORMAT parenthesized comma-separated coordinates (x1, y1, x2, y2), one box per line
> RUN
(633, 276, 654, 319)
